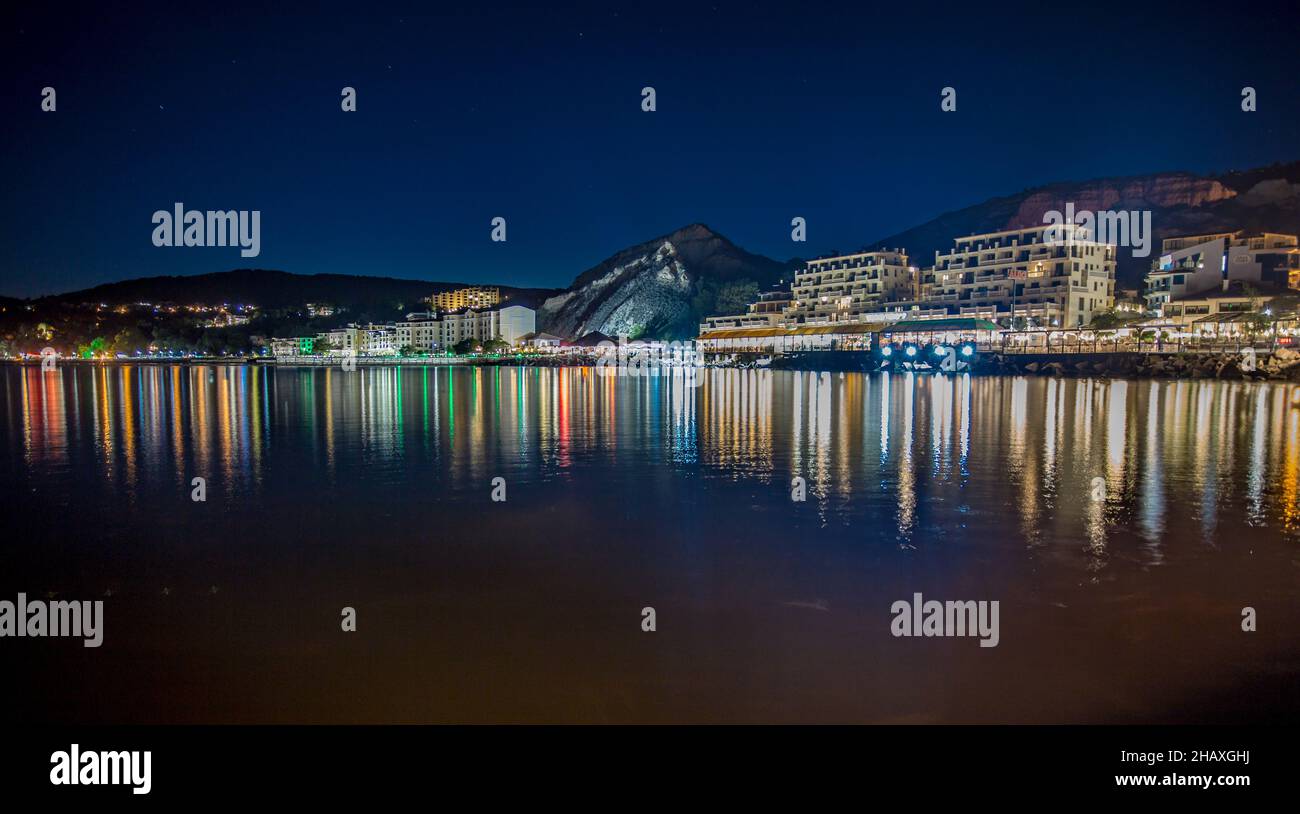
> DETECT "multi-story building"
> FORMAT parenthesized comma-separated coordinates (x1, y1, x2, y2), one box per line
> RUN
(495, 304, 536, 344)
(269, 337, 315, 356)
(430, 286, 500, 312)
(311, 325, 396, 355)
(437, 305, 535, 347)
(1145, 232, 1299, 313)
(346, 325, 396, 355)
(289, 306, 537, 357)
(783, 249, 913, 324)
(700, 287, 793, 333)
(395, 318, 441, 352)
(1160, 281, 1276, 327)
(317, 327, 352, 354)
(202, 312, 250, 327)
(930, 224, 1116, 327)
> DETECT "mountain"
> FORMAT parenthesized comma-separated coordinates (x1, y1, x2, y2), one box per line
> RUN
(30, 269, 559, 312)
(869, 162, 1300, 288)
(14, 161, 1300, 340)
(538, 162, 1300, 341)
(538, 223, 796, 340)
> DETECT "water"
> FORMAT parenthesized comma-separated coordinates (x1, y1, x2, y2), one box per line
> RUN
(3, 364, 1299, 723)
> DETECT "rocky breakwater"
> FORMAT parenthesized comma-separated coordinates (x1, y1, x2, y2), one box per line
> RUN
(975, 348, 1300, 381)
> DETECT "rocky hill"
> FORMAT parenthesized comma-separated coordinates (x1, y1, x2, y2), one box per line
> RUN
(870, 162, 1300, 288)
(538, 223, 795, 340)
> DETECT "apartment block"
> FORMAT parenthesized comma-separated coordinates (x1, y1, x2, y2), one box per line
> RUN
(700, 288, 793, 333)
(395, 318, 441, 352)
(1160, 281, 1277, 327)
(784, 249, 913, 325)
(1145, 231, 1299, 312)
(931, 224, 1116, 327)
(436, 305, 535, 347)
(269, 336, 315, 356)
(312, 324, 396, 355)
(430, 286, 501, 312)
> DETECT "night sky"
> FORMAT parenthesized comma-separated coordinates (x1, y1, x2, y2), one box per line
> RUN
(3, 0, 1298, 298)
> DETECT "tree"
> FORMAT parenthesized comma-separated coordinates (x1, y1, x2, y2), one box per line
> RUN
(110, 326, 148, 354)
(197, 330, 225, 356)
(78, 337, 107, 358)
(453, 338, 482, 355)
(1088, 309, 1126, 330)
(482, 338, 510, 354)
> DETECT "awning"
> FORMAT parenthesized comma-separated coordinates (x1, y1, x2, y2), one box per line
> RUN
(698, 323, 881, 340)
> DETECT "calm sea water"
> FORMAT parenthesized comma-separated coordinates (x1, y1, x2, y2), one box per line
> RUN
(3, 363, 1299, 723)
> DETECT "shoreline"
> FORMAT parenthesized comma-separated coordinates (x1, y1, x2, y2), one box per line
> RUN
(8, 348, 1300, 381)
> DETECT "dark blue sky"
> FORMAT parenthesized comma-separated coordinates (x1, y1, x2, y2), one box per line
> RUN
(3, 0, 1298, 297)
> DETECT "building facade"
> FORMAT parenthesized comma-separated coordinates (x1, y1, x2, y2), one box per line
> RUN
(395, 319, 441, 352)
(1145, 232, 1299, 313)
(696, 225, 1117, 349)
(701, 288, 793, 333)
(930, 225, 1116, 327)
(1160, 281, 1275, 327)
(783, 249, 913, 325)
(429, 286, 501, 312)
(437, 304, 536, 347)
(283, 306, 539, 356)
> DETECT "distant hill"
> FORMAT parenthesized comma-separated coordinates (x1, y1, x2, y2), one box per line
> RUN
(29, 269, 560, 312)
(869, 161, 1300, 288)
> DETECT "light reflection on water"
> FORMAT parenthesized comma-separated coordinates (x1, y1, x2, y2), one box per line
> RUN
(8, 363, 1300, 558)
(3, 364, 1300, 723)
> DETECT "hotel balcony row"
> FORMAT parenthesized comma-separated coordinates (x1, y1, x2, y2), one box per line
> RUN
(700, 224, 1119, 336)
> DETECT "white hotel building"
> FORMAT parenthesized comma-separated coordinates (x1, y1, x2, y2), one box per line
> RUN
(1144, 232, 1300, 313)
(302, 305, 537, 356)
(783, 249, 914, 325)
(434, 305, 535, 349)
(930, 224, 1116, 327)
(695, 225, 1117, 353)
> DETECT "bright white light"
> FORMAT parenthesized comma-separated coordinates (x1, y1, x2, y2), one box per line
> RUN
(961, 345, 974, 356)
(880, 346, 893, 357)
(905, 345, 917, 357)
